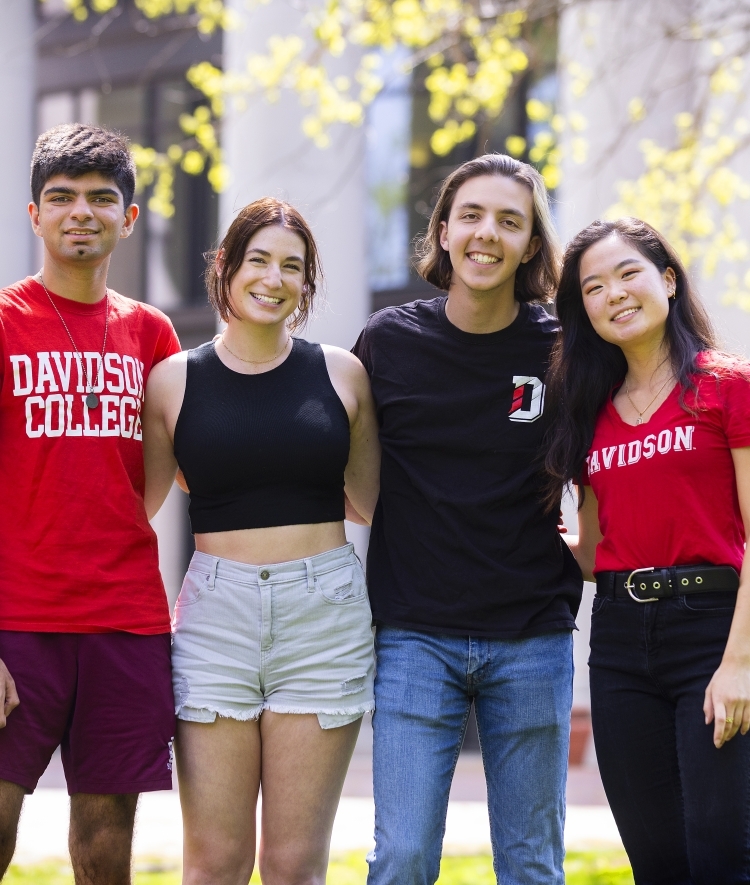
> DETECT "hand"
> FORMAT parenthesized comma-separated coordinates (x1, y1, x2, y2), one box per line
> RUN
(557, 509, 568, 534)
(0, 658, 18, 728)
(703, 659, 750, 748)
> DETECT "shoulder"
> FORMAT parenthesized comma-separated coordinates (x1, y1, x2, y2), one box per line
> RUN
(0, 277, 42, 316)
(108, 291, 176, 330)
(521, 302, 559, 337)
(321, 343, 369, 381)
(147, 349, 188, 390)
(362, 297, 444, 340)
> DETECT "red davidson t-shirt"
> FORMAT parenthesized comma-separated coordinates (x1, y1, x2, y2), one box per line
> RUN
(0, 277, 180, 633)
(584, 356, 750, 575)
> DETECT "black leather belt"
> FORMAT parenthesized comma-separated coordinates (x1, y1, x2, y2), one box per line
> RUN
(596, 565, 739, 603)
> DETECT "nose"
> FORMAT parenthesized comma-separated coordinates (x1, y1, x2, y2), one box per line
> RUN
(607, 282, 628, 302)
(475, 216, 500, 242)
(69, 195, 93, 222)
(263, 263, 283, 289)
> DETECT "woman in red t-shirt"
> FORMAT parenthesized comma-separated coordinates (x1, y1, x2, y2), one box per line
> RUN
(545, 217, 750, 883)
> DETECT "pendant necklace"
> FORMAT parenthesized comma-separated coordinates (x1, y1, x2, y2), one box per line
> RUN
(38, 274, 109, 409)
(624, 372, 674, 426)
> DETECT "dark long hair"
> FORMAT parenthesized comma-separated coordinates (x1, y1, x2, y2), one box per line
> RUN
(414, 153, 560, 302)
(543, 217, 720, 509)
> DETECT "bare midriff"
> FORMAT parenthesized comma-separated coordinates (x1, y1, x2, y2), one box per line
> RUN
(194, 521, 348, 565)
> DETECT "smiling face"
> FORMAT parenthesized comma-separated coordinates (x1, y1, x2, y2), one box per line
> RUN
(28, 172, 138, 265)
(225, 224, 307, 329)
(579, 232, 676, 352)
(438, 174, 540, 300)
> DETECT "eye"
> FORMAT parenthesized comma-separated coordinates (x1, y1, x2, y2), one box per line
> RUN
(622, 269, 638, 279)
(502, 218, 519, 228)
(461, 212, 479, 221)
(583, 284, 602, 296)
(248, 256, 266, 264)
(284, 263, 302, 272)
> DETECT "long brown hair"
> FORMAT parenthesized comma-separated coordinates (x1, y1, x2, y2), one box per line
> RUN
(414, 153, 560, 302)
(206, 197, 322, 332)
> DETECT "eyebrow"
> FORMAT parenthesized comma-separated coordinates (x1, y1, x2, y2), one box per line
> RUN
(246, 247, 305, 263)
(581, 258, 642, 288)
(457, 201, 527, 221)
(43, 186, 121, 199)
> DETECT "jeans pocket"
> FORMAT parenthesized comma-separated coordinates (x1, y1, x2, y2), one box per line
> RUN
(319, 563, 367, 605)
(175, 570, 209, 607)
(591, 594, 611, 615)
(679, 591, 737, 613)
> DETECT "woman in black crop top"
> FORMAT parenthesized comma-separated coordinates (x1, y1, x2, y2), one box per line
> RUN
(143, 198, 380, 884)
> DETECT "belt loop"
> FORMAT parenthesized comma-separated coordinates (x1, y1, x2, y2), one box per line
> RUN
(608, 572, 616, 596)
(305, 558, 315, 593)
(207, 558, 219, 592)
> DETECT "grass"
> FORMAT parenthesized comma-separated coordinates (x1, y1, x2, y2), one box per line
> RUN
(6, 852, 634, 884)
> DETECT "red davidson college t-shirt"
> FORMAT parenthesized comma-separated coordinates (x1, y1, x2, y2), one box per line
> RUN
(584, 357, 750, 575)
(0, 277, 180, 634)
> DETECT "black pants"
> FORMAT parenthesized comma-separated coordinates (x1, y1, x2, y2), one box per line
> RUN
(589, 591, 750, 885)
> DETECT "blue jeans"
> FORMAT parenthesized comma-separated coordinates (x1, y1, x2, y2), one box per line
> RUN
(367, 626, 574, 885)
(590, 591, 750, 884)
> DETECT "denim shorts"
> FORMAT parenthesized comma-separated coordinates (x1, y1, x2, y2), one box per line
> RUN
(171, 543, 375, 729)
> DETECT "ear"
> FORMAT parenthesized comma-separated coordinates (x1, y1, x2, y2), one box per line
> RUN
(119, 203, 139, 239)
(520, 234, 541, 265)
(215, 248, 225, 278)
(28, 202, 42, 238)
(439, 220, 450, 252)
(664, 266, 676, 294)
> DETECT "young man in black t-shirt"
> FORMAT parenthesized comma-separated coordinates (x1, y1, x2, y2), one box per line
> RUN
(353, 154, 582, 885)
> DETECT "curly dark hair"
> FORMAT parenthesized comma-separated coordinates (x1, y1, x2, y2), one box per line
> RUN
(31, 124, 136, 208)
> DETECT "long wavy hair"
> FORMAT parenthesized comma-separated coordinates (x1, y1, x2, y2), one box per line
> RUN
(543, 217, 720, 509)
(414, 153, 561, 303)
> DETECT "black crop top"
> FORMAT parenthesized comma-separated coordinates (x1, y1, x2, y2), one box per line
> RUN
(173, 339, 350, 533)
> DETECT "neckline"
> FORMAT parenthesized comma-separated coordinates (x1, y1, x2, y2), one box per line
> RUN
(437, 297, 528, 345)
(30, 277, 108, 316)
(606, 379, 680, 429)
(210, 336, 297, 377)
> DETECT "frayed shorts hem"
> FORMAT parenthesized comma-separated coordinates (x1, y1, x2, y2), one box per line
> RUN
(177, 702, 374, 729)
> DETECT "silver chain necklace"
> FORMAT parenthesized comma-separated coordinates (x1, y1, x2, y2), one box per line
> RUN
(38, 274, 109, 409)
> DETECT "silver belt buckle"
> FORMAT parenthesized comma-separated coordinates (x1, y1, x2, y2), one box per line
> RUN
(625, 567, 658, 603)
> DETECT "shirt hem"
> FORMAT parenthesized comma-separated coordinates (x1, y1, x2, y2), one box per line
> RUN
(372, 615, 576, 640)
(0, 622, 171, 635)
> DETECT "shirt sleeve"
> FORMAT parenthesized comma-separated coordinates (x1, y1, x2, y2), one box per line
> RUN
(722, 369, 750, 448)
(154, 316, 182, 364)
(351, 325, 372, 374)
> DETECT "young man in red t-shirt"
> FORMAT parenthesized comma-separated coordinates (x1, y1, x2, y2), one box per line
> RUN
(0, 125, 180, 879)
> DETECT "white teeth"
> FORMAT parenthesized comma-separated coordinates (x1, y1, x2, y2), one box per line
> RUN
(468, 253, 500, 265)
(252, 293, 283, 305)
(613, 307, 640, 321)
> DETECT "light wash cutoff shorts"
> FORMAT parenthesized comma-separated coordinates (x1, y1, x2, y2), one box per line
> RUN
(171, 543, 375, 729)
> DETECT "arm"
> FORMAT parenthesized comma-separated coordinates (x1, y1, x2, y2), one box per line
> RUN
(703, 446, 750, 748)
(323, 346, 381, 525)
(565, 486, 602, 583)
(142, 353, 187, 520)
(0, 658, 18, 728)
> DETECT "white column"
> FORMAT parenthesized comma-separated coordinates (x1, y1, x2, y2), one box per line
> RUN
(0, 0, 36, 287)
(222, 0, 370, 351)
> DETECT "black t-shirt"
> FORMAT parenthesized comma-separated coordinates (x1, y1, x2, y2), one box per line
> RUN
(352, 296, 582, 638)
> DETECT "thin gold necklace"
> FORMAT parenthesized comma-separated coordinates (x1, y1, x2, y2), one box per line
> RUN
(219, 333, 291, 366)
(624, 373, 674, 425)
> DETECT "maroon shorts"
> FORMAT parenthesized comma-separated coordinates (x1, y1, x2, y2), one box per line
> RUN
(0, 631, 174, 795)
